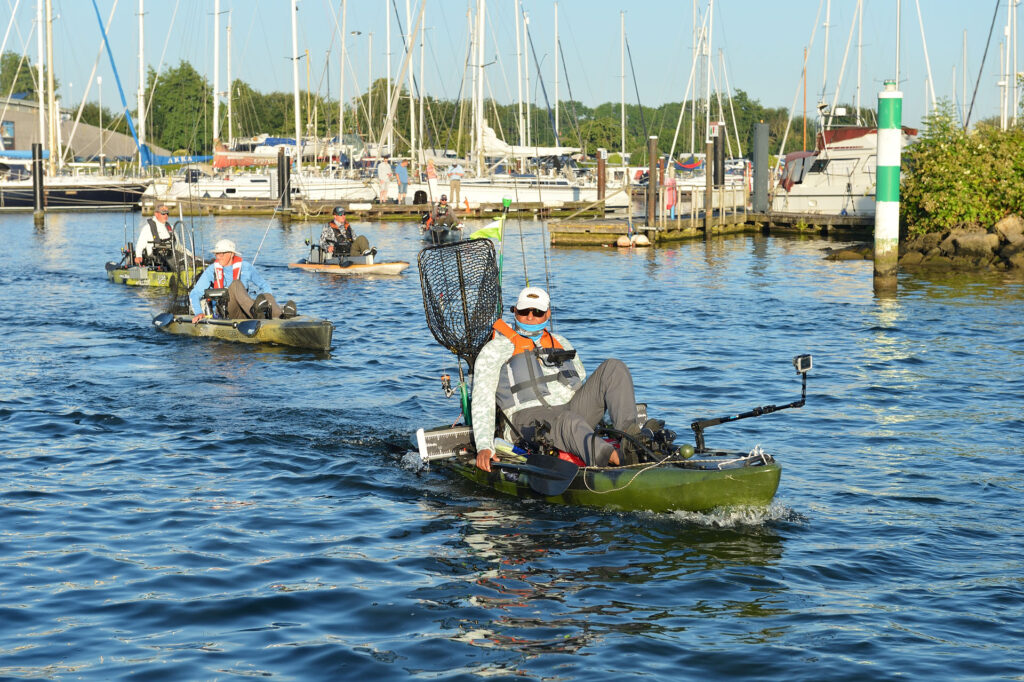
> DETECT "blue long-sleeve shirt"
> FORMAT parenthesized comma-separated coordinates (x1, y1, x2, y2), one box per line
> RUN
(189, 260, 273, 315)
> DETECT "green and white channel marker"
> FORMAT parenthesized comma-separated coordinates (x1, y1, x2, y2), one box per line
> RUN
(874, 79, 902, 276)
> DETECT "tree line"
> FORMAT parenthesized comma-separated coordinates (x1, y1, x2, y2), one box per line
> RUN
(3, 53, 883, 161)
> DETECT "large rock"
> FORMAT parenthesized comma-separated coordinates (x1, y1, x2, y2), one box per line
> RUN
(999, 241, 1024, 259)
(995, 215, 1024, 244)
(952, 232, 999, 259)
(1009, 252, 1024, 270)
(899, 251, 924, 266)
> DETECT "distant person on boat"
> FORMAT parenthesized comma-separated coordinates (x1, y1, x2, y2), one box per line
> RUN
(319, 207, 370, 262)
(471, 286, 653, 472)
(134, 205, 195, 270)
(425, 194, 455, 229)
(189, 239, 296, 323)
(377, 156, 393, 203)
(447, 163, 464, 205)
(395, 160, 409, 204)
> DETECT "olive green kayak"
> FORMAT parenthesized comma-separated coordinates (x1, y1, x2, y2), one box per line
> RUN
(105, 262, 198, 289)
(414, 425, 781, 513)
(153, 313, 333, 351)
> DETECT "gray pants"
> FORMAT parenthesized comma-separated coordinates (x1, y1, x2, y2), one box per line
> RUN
(510, 358, 638, 467)
(225, 279, 282, 319)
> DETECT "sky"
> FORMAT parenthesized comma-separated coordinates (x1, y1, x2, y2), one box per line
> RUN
(4, 0, 1021, 135)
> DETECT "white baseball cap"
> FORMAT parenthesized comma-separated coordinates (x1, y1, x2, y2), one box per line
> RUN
(212, 239, 239, 255)
(514, 286, 550, 312)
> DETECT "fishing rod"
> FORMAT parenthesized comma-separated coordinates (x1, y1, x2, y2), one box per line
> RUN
(690, 354, 812, 452)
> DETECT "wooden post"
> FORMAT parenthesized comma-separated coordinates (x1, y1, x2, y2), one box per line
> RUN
(646, 136, 657, 227)
(597, 148, 606, 202)
(32, 142, 44, 223)
(752, 123, 768, 213)
(874, 80, 902, 293)
(704, 138, 714, 236)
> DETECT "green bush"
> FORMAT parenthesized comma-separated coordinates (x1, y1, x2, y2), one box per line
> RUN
(902, 101, 1024, 235)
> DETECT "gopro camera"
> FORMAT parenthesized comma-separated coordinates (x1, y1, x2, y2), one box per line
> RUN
(793, 354, 812, 374)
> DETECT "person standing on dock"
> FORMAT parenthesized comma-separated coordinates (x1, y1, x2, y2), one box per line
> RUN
(448, 163, 464, 206)
(189, 239, 296, 323)
(377, 156, 393, 204)
(395, 160, 409, 204)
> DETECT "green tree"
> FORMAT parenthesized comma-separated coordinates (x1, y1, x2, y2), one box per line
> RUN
(902, 99, 1024, 234)
(147, 61, 212, 153)
(0, 50, 55, 101)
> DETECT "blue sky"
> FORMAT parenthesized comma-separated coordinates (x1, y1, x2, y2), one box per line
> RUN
(5, 0, 1020, 132)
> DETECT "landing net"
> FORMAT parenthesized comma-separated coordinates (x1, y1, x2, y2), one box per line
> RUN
(418, 239, 502, 367)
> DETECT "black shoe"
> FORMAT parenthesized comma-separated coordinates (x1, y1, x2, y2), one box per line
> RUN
(250, 297, 270, 319)
(617, 423, 643, 465)
(281, 300, 297, 319)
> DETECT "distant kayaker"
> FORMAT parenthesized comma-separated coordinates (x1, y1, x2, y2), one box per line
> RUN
(134, 205, 195, 269)
(320, 207, 370, 262)
(471, 286, 655, 472)
(426, 194, 455, 229)
(189, 239, 296, 323)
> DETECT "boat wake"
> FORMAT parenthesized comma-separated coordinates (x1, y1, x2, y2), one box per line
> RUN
(665, 500, 802, 527)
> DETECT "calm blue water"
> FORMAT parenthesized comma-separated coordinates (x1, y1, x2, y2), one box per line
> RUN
(1, 211, 1022, 680)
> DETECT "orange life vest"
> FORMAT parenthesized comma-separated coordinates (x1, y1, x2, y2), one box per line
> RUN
(213, 256, 243, 288)
(492, 319, 562, 354)
(491, 319, 581, 415)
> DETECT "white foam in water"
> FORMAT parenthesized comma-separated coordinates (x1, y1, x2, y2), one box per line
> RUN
(400, 451, 428, 472)
(668, 501, 796, 527)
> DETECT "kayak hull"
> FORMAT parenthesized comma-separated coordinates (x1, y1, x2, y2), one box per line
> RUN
(154, 314, 334, 351)
(416, 425, 781, 513)
(287, 261, 409, 276)
(106, 262, 198, 288)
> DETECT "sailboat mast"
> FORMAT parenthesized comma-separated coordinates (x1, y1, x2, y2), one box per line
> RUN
(515, 0, 523, 148)
(36, 0, 44, 152)
(386, 0, 392, 155)
(407, 0, 415, 162)
(705, 0, 713, 141)
(476, 0, 486, 175)
(524, 11, 531, 148)
(620, 11, 625, 164)
(340, 0, 347, 165)
(856, 0, 862, 124)
(690, 0, 696, 154)
(45, 0, 56, 174)
(291, 0, 302, 174)
(553, 1, 559, 140)
(213, 0, 220, 146)
(137, 0, 145, 155)
(227, 17, 233, 144)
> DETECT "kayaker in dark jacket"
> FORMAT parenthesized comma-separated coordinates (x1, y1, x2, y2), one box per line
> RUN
(470, 286, 653, 472)
(319, 207, 370, 262)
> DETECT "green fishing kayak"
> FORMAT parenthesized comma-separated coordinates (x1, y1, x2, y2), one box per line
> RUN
(153, 313, 334, 351)
(105, 262, 198, 289)
(414, 425, 781, 513)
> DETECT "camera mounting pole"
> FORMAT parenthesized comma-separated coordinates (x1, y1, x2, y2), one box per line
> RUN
(690, 355, 812, 452)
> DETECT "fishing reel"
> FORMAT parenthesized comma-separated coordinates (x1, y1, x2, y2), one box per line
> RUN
(440, 374, 455, 398)
(201, 287, 229, 319)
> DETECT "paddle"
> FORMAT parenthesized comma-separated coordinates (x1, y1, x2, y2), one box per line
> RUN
(490, 453, 579, 497)
(151, 313, 261, 337)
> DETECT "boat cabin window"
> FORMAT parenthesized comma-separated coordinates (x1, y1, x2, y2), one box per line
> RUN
(809, 159, 830, 173)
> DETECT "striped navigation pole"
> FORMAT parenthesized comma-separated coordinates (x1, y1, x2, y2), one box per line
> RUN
(874, 79, 902, 291)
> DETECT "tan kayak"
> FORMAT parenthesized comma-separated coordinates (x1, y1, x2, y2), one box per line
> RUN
(152, 313, 334, 351)
(288, 260, 409, 276)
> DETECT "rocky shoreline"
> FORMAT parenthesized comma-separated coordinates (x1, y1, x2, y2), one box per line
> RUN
(825, 215, 1024, 271)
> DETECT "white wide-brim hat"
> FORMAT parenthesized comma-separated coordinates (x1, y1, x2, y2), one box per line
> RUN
(212, 239, 239, 255)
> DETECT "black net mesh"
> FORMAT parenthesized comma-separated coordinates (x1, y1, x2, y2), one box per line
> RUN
(418, 239, 502, 366)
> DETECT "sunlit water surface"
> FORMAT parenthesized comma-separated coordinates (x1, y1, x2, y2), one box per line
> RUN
(1, 211, 1021, 680)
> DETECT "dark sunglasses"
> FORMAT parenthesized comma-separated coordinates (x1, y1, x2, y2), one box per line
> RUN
(515, 307, 547, 317)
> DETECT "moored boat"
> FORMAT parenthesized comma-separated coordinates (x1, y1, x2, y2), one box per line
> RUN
(152, 312, 333, 351)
